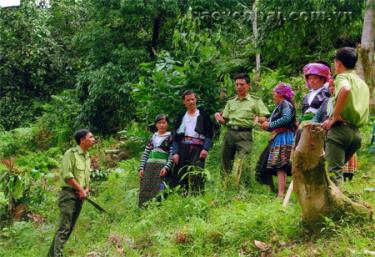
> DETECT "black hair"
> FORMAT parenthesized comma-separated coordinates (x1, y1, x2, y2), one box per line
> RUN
(74, 129, 91, 145)
(148, 114, 169, 132)
(335, 47, 357, 69)
(305, 74, 326, 81)
(182, 90, 196, 100)
(233, 73, 250, 84)
(154, 114, 169, 124)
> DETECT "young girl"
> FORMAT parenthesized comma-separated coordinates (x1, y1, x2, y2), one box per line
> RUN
(257, 83, 296, 198)
(138, 114, 173, 207)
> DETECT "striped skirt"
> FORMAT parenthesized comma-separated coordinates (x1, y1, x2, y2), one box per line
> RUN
(138, 151, 167, 207)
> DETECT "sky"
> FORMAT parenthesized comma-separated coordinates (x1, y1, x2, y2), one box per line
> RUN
(0, 0, 20, 7)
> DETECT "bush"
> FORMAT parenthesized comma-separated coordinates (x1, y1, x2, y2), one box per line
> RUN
(76, 63, 136, 134)
(33, 89, 82, 149)
(0, 128, 34, 159)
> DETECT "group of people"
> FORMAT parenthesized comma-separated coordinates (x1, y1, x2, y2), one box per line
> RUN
(48, 47, 370, 256)
(137, 46, 370, 205)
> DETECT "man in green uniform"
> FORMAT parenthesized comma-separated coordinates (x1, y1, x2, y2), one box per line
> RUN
(322, 47, 370, 182)
(215, 73, 269, 185)
(48, 129, 95, 257)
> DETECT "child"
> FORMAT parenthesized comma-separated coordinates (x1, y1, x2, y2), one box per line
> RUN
(138, 114, 173, 207)
(322, 47, 370, 183)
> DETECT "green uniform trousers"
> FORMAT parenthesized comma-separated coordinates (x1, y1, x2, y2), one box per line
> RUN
(48, 188, 83, 257)
(221, 129, 252, 183)
(325, 122, 361, 179)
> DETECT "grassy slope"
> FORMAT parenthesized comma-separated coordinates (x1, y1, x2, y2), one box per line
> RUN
(1, 129, 374, 257)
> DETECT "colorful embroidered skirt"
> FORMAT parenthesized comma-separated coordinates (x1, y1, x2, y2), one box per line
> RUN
(138, 151, 167, 207)
(267, 130, 294, 175)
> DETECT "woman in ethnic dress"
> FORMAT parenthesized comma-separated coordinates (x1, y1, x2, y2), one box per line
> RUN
(256, 83, 296, 198)
(138, 114, 173, 207)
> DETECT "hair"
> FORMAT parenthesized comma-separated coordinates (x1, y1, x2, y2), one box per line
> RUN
(314, 60, 331, 70)
(74, 129, 91, 145)
(182, 90, 196, 100)
(233, 73, 250, 84)
(305, 74, 326, 81)
(335, 47, 357, 69)
(154, 114, 169, 124)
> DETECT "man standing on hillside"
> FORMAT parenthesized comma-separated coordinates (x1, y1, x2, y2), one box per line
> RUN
(171, 90, 213, 194)
(322, 47, 370, 183)
(215, 73, 269, 186)
(48, 129, 95, 257)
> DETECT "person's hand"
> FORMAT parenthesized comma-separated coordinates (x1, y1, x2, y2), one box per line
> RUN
(215, 112, 225, 124)
(199, 149, 208, 159)
(261, 121, 270, 130)
(329, 78, 334, 87)
(258, 116, 268, 123)
(78, 188, 87, 200)
(172, 154, 179, 164)
(322, 119, 335, 130)
(322, 116, 343, 130)
(84, 188, 90, 196)
(160, 167, 168, 177)
(139, 169, 144, 177)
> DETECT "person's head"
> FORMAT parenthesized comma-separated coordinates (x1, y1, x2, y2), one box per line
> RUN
(334, 47, 357, 74)
(273, 82, 295, 104)
(74, 129, 95, 149)
(182, 90, 197, 111)
(233, 73, 250, 97)
(303, 63, 331, 90)
(154, 114, 169, 133)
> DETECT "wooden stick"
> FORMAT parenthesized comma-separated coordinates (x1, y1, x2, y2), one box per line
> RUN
(283, 180, 294, 208)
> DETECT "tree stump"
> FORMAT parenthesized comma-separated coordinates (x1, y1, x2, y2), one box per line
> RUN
(292, 124, 373, 231)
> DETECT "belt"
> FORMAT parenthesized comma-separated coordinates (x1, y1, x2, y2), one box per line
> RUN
(332, 121, 358, 131)
(229, 125, 252, 132)
(62, 186, 77, 193)
(181, 136, 204, 145)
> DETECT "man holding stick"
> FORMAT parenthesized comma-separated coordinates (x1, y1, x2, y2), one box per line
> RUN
(48, 129, 96, 257)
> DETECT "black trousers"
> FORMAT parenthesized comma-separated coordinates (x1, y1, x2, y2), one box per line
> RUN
(171, 143, 205, 194)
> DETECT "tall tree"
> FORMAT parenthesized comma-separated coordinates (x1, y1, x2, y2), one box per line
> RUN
(0, 1, 70, 129)
(356, 0, 374, 98)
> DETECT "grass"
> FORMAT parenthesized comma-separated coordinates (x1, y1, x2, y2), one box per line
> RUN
(0, 128, 374, 257)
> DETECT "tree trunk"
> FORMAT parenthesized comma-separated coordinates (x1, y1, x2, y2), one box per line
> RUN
(292, 124, 372, 232)
(149, 10, 162, 60)
(357, 0, 375, 108)
(252, 0, 260, 81)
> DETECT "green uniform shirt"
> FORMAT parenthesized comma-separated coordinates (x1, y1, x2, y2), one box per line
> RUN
(334, 70, 369, 127)
(60, 146, 91, 188)
(222, 94, 270, 128)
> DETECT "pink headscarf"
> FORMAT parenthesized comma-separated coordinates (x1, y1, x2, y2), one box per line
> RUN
(274, 82, 295, 101)
(303, 63, 331, 88)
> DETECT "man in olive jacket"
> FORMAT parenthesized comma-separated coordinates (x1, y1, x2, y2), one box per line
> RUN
(48, 129, 95, 257)
(215, 73, 269, 186)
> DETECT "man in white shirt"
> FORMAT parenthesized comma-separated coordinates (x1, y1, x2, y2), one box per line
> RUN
(171, 90, 213, 194)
